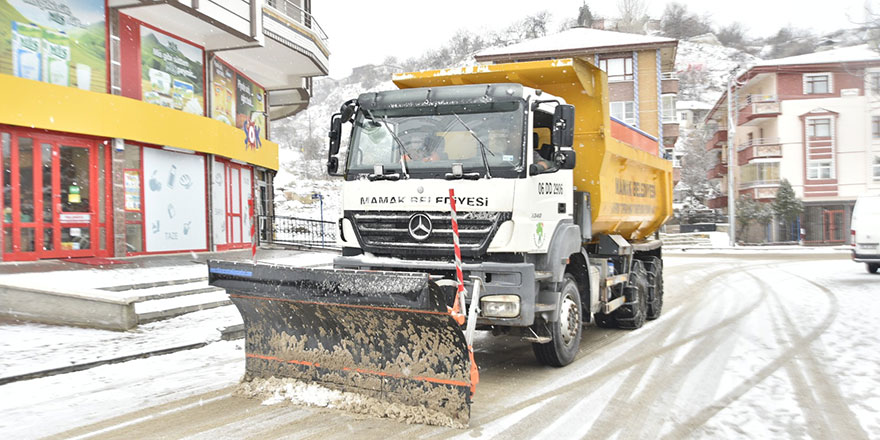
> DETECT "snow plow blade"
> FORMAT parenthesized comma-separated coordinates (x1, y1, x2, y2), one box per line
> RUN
(207, 260, 473, 424)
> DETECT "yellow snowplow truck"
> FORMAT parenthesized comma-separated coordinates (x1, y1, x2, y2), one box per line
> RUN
(209, 58, 672, 425)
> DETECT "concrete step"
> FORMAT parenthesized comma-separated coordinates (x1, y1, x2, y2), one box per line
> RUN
(134, 290, 231, 324)
(124, 280, 221, 303)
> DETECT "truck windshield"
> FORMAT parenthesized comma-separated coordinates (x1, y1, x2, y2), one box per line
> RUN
(346, 101, 526, 178)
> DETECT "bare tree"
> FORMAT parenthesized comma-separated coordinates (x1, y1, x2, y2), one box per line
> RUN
(616, 0, 648, 34)
(660, 2, 712, 39)
(578, 3, 595, 28)
(717, 22, 748, 50)
(678, 127, 719, 205)
(767, 27, 818, 58)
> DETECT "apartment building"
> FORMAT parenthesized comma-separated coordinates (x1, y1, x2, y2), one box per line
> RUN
(0, 0, 328, 261)
(475, 27, 680, 158)
(704, 45, 880, 244)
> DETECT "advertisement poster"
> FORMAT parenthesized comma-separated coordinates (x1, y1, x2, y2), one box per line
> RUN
(140, 27, 204, 116)
(143, 147, 206, 252)
(210, 57, 265, 138)
(1, 0, 106, 92)
(210, 58, 234, 126)
(124, 169, 140, 211)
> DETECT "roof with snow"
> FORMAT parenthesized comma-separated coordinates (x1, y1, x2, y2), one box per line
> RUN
(755, 44, 880, 67)
(475, 27, 677, 65)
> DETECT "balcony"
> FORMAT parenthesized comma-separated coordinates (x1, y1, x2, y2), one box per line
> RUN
(738, 95, 781, 126)
(662, 121, 679, 144)
(706, 196, 728, 210)
(707, 163, 728, 179)
(661, 72, 679, 94)
(706, 129, 727, 151)
(737, 138, 782, 165)
(739, 181, 781, 200)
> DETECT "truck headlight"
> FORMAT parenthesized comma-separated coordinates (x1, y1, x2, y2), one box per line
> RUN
(480, 295, 520, 318)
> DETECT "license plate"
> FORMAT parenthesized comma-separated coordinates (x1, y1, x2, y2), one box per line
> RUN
(860, 244, 879, 250)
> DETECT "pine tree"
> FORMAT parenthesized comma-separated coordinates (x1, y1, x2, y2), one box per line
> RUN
(772, 179, 804, 240)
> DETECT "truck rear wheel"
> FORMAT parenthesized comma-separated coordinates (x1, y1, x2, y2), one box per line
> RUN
(533, 274, 582, 367)
(642, 257, 663, 320)
(868, 263, 879, 274)
(614, 260, 648, 329)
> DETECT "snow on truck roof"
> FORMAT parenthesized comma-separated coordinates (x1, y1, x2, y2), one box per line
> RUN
(475, 27, 676, 59)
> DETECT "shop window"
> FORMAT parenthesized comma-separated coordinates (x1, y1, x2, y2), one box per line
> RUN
(2, 133, 11, 225)
(142, 147, 207, 252)
(3, 227, 11, 253)
(873, 156, 880, 180)
(18, 137, 34, 223)
(873, 116, 880, 139)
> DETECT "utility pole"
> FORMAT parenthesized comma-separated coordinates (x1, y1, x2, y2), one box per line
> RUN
(726, 69, 738, 247)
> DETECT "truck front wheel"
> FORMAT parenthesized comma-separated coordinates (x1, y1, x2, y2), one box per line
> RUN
(533, 274, 582, 367)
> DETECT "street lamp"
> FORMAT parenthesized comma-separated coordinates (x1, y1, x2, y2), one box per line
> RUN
(311, 192, 324, 246)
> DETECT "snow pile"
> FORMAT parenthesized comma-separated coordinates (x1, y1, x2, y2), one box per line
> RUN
(237, 376, 467, 428)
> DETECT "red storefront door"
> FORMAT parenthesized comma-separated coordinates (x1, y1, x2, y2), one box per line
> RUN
(2, 128, 109, 261)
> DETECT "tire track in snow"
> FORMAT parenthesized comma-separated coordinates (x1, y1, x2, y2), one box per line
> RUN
(759, 269, 867, 439)
(661, 268, 867, 439)
(448, 261, 770, 439)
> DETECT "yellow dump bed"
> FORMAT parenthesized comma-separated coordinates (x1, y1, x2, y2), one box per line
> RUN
(393, 58, 672, 241)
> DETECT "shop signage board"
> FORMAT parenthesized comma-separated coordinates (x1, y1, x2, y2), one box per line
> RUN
(143, 147, 206, 252)
(60, 213, 90, 223)
(210, 57, 265, 138)
(1, 0, 107, 93)
(140, 27, 204, 116)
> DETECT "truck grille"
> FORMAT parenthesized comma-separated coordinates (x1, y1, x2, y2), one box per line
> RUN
(347, 210, 511, 258)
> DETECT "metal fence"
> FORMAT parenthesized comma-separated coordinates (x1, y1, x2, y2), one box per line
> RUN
(258, 215, 338, 249)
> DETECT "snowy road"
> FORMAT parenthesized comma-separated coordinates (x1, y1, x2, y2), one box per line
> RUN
(3, 252, 879, 439)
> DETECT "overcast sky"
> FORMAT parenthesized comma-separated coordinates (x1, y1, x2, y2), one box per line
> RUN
(312, 0, 872, 79)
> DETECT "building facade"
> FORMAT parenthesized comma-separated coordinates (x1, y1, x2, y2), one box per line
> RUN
(475, 27, 680, 159)
(0, 0, 328, 261)
(704, 45, 880, 244)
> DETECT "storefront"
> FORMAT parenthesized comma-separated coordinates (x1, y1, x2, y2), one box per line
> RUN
(0, 3, 280, 262)
(2, 127, 112, 261)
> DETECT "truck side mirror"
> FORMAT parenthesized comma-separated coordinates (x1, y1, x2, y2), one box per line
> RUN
(329, 113, 342, 156)
(556, 150, 576, 170)
(328, 113, 344, 176)
(327, 156, 339, 174)
(552, 104, 575, 148)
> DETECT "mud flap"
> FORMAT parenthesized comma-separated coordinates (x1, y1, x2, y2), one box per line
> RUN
(208, 260, 474, 424)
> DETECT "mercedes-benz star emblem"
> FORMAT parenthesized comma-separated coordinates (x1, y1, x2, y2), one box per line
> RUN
(408, 213, 433, 241)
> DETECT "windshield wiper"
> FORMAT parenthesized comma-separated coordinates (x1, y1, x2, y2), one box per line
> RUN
(451, 112, 494, 179)
(364, 110, 410, 178)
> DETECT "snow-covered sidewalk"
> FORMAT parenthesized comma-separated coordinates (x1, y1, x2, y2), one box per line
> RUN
(0, 249, 338, 383)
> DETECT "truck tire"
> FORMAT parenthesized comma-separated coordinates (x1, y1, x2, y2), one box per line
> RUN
(614, 260, 648, 329)
(533, 274, 582, 367)
(868, 263, 879, 274)
(642, 257, 664, 320)
(594, 311, 616, 328)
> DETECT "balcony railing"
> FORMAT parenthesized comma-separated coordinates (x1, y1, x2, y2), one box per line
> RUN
(739, 179, 781, 189)
(706, 129, 727, 151)
(265, 0, 329, 44)
(737, 138, 782, 165)
(661, 72, 679, 94)
(660, 72, 678, 80)
(707, 162, 728, 179)
(738, 95, 780, 125)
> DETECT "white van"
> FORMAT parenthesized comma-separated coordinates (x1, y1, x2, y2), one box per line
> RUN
(851, 193, 880, 273)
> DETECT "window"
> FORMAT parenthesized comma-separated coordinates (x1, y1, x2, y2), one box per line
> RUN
(599, 57, 634, 81)
(740, 161, 780, 185)
(661, 95, 676, 123)
(873, 116, 880, 139)
(610, 101, 636, 125)
(807, 160, 833, 180)
(804, 73, 831, 94)
(807, 118, 831, 137)
(874, 156, 880, 180)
